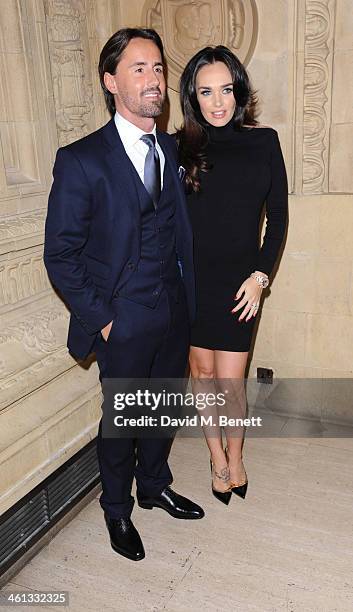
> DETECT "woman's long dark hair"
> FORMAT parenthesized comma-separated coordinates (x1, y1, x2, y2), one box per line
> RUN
(176, 46, 258, 192)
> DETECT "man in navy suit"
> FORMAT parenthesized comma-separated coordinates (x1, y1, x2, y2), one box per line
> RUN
(44, 28, 204, 562)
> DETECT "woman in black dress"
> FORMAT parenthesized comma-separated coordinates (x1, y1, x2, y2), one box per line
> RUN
(177, 46, 288, 504)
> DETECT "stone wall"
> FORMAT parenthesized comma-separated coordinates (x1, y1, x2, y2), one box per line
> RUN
(0, 0, 352, 515)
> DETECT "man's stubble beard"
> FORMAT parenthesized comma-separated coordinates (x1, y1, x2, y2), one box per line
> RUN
(139, 100, 163, 117)
(120, 89, 165, 119)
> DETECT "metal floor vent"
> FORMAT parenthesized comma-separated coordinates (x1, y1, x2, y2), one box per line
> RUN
(0, 439, 100, 577)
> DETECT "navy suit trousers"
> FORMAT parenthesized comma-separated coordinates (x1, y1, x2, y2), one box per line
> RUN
(94, 287, 189, 519)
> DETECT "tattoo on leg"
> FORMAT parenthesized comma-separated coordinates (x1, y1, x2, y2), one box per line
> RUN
(214, 466, 230, 483)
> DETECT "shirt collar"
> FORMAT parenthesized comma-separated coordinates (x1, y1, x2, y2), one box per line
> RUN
(114, 111, 157, 148)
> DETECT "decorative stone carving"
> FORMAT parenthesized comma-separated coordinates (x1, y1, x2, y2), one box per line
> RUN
(143, 0, 258, 91)
(302, 0, 335, 194)
(0, 306, 67, 357)
(83, 0, 120, 127)
(0, 255, 50, 307)
(0, 210, 46, 255)
(45, 0, 94, 145)
(0, 211, 46, 242)
(0, 0, 41, 191)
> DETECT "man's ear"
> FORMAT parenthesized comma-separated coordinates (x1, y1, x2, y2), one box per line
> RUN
(103, 72, 117, 94)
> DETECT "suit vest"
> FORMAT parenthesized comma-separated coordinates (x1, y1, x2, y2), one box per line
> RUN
(116, 155, 181, 307)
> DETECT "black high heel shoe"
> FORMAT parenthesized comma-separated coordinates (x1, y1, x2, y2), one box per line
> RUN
(225, 448, 248, 499)
(230, 480, 248, 499)
(210, 459, 232, 505)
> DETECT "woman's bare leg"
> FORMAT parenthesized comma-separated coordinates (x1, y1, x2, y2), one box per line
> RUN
(214, 351, 248, 485)
(189, 346, 230, 492)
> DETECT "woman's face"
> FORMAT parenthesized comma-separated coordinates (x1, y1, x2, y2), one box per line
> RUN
(195, 61, 236, 127)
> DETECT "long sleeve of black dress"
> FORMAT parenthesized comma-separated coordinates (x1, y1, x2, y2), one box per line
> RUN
(255, 130, 288, 276)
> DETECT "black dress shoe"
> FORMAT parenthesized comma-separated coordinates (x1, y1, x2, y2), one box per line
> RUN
(104, 514, 145, 561)
(138, 486, 205, 519)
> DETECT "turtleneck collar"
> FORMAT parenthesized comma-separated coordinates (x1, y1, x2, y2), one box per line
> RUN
(206, 118, 238, 143)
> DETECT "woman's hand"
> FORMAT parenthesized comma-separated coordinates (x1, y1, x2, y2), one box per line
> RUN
(231, 277, 263, 322)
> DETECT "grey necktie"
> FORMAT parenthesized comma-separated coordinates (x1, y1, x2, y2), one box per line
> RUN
(140, 134, 161, 208)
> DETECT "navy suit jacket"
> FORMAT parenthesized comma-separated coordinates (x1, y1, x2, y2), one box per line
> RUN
(44, 118, 195, 360)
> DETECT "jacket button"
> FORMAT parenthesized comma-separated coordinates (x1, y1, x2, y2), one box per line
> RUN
(127, 262, 135, 270)
(153, 289, 159, 296)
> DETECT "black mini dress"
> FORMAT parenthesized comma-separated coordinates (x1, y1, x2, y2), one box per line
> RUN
(187, 121, 288, 352)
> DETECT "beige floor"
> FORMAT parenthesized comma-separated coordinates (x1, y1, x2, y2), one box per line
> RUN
(2, 435, 353, 612)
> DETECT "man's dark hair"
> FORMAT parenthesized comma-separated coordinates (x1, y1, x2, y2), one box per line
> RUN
(98, 28, 165, 117)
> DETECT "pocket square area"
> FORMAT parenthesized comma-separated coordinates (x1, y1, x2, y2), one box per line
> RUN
(178, 165, 186, 180)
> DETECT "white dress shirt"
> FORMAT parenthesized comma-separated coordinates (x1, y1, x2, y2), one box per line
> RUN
(114, 111, 165, 189)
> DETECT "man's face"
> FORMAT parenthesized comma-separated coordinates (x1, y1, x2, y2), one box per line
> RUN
(104, 37, 166, 124)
